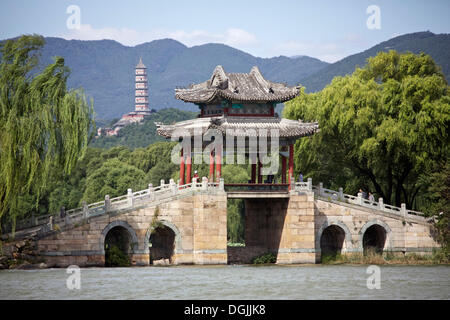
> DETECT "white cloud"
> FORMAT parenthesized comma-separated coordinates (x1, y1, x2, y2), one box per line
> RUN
(61, 24, 143, 46)
(61, 24, 258, 48)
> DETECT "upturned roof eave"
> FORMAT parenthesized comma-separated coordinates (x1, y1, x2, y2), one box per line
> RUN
(156, 116, 319, 139)
(174, 89, 300, 104)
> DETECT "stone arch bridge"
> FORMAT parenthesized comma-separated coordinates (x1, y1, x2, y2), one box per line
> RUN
(2, 178, 439, 267)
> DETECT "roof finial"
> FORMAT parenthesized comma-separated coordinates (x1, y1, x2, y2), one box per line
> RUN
(136, 57, 146, 68)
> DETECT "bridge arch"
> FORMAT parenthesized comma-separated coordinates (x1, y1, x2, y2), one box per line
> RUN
(316, 220, 353, 261)
(100, 220, 139, 266)
(144, 220, 182, 264)
(359, 219, 392, 254)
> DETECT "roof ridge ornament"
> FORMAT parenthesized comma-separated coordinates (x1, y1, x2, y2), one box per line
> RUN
(176, 65, 301, 103)
(209, 65, 229, 89)
(250, 66, 270, 92)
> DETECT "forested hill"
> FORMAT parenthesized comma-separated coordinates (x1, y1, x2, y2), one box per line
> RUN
(90, 108, 198, 149)
(2, 31, 448, 120)
(302, 31, 450, 92)
(32, 37, 328, 119)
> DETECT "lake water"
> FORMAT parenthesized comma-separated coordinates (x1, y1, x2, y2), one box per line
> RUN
(0, 265, 449, 300)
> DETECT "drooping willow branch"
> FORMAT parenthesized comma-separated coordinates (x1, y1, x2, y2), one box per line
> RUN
(0, 35, 95, 237)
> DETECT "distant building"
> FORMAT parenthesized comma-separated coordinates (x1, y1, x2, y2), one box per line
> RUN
(98, 58, 153, 136)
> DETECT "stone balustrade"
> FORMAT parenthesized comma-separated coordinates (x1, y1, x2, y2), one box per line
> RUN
(3, 175, 429, 238)
(2, 177, 224, 237)
(293, 177, 426, 219)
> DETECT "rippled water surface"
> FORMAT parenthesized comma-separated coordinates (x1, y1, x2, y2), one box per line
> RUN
(0, 265, 449, 300)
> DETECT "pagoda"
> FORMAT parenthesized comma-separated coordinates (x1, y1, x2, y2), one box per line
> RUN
(157, 65, 318, 188)
(99, 58, 152, 136)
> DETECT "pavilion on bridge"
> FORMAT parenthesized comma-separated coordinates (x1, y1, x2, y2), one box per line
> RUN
(156, 65, 319, 189)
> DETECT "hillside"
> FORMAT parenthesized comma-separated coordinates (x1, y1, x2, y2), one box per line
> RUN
(32, 37, 328, 119)
(301, 31, 450, 92)
(2, 31, 448, 120)
(90, 108, 198, 149)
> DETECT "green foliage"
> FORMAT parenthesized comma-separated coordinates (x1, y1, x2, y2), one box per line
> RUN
(252, 252, 276, 264)
(5, 137, 184, 222)
(150, 206, 164, 232)
(222, 165, 249, 244)
(0, 35, 94, 233)
(221, 165, 250, 184)
(227, 199, 245, 244)
(82, 158, 146, 203)
(90, 108, 198, 149)
(284, 50, 450, 208)
(105, 245, 131, 267)
(419, 159, 450, 249)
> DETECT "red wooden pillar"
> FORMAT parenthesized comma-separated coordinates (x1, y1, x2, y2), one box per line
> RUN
(257, 159, 262, 184)
(251, 163, 256, 183)
(215, 149, 222, 182)
(180, 148, 185, 185)
(281, 154, 287, 184)
(209, 150, 214, 181)
(186, 151, 192, 184)
(288, 144, 294, 186)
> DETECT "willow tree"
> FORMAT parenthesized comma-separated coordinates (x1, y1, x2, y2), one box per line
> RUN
(284, 50, 450, 208)
(0, 35, 94, 234)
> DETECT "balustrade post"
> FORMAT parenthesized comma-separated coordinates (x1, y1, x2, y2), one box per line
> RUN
(338, 187, 344, 201)
(357, 192, 363, 205)
(192, 177, 198, 189)
(160, 179, 165, 187)
(82, 201, 89, 220)
(48, 216, 53, 231)
(378, 198, 384, 211)
(319, 182, 323, 197)
(289, 175, 295, 192)
(170, 179, 177, 195)
(219, 178, 225, 191)
(202, 177, 208, 190)
(148, 183, 154, 200)
(401, 203, 406, 217)
(307, 178, 312, 191)
(105, 195, 111, 212)
(127, 188, 133, 207)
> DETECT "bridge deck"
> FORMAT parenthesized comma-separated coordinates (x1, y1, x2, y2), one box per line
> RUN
(225, 183, 290, 199)
(226, 191, 290, 199)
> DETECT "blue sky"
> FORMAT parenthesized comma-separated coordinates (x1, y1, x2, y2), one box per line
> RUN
(1, 0, 449, 62)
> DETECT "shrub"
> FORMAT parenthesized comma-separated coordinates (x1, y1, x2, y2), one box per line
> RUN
(105, 245, 131, 267)
(252, 252, 276, 264)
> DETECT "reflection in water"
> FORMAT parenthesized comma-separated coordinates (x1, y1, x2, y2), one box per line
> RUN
(0, 265, 449, 300)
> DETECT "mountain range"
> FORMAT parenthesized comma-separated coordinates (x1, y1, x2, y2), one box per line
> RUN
(3, 31, 449, 120)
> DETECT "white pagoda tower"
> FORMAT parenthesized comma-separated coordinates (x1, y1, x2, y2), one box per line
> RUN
(99, 58, 153, 136)
(134, 57, 151, 115)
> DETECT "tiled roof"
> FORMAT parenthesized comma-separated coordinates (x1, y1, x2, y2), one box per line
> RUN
(175, 66, 300, 103)
(156, 115, 318, 139)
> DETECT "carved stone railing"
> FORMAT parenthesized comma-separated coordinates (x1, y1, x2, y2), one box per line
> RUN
(293, 178, 426, 219)
(3, 175, 429, 238)
(2, 177, 224, 237)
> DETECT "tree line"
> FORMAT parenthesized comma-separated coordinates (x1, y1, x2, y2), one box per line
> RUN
(1, 36, 448, 251)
